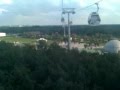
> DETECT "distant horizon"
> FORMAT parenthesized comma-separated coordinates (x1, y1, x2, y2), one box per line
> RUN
(1, 24, 120, 27)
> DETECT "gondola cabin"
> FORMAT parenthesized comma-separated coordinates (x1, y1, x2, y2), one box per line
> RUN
(88, 12, 101, 26)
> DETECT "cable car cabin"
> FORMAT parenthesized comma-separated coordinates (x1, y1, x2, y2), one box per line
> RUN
(88, 12, 101, 26)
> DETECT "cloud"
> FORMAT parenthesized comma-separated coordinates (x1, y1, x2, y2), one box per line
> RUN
(0, 0, 12, 15)
(0, 8, 8, 14)
(0, 0, 13, 5)
(0, 0, 120, 26)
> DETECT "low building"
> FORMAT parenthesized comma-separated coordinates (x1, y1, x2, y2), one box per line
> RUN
(0, 32, 6, 37)
(13, 41, 24, 47)
(37, 38, 48, 42)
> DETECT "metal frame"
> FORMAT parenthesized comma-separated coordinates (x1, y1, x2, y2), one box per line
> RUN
(62, 8, 75, 50)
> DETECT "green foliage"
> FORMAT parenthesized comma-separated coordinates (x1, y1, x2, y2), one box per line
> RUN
(0, 36, 35, 44)
(0, 41, 120, 90)
(37, 40, 48, 50)
(1, 25, 120, 37)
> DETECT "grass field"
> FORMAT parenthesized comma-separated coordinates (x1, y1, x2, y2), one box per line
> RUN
(0, 36, 36, 44)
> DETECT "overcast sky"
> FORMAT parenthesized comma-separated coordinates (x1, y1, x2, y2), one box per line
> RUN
(0, 0, 120, 26)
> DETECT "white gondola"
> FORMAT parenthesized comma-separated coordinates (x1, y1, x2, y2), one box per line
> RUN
(88, 3, 101, 26)
(88, 12, 101, 26)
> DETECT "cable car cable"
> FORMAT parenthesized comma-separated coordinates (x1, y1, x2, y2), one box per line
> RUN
(76, 0, 103, 11)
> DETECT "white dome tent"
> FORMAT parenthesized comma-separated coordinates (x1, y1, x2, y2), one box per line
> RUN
(104, 40, 120, 53)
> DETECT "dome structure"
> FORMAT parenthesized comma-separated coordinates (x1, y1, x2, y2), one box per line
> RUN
(104, 40, 120, 53)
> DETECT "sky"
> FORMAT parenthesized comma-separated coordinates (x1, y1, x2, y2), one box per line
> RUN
(0, 0, 120, 26)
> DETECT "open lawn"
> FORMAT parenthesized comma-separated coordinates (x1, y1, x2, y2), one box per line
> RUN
(0, 36, 36, 44)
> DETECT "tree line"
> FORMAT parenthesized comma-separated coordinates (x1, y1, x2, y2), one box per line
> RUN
(0, 41, 120, 90)
(1, 25, 120, 37)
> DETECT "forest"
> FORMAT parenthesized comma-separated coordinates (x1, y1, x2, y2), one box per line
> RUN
(0, 41, 120, 90)
(0, 25, 120, 37)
